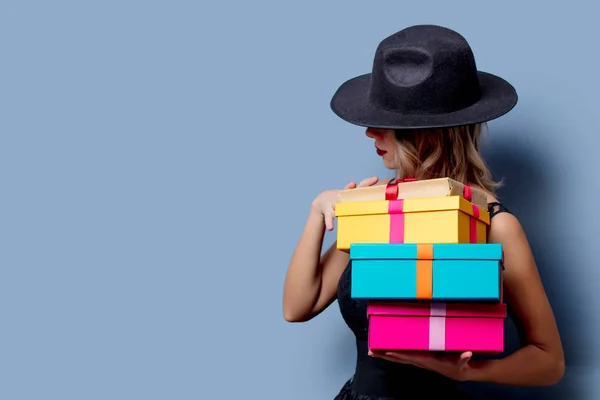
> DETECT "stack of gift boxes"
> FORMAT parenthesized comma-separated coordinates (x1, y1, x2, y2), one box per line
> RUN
(334, 177, 506, 354)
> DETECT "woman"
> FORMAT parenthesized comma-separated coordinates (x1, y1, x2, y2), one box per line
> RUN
(283, 25, 565, 399)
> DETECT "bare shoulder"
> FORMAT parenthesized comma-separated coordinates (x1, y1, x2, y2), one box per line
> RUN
(481, 193, 524, 245)
(487, 210, 528, 248)
(476, 189, 539, 280)
(486, 206, 546, 315)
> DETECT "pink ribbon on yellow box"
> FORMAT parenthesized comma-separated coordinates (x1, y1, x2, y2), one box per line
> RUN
(335, 194, 489, 251)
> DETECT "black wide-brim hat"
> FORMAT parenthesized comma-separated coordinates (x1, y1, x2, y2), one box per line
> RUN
(330, 25, 518, 129)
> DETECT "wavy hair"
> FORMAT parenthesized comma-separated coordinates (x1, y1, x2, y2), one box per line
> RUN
(393, 123, 501, 195)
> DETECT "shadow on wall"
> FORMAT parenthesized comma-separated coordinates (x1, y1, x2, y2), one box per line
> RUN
(458, 129, 585, 399)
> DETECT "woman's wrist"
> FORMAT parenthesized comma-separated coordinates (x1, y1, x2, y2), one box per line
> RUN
(308, 203, 325, 228)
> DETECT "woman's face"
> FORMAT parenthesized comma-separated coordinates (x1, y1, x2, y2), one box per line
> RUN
(365, 127, 398, 170)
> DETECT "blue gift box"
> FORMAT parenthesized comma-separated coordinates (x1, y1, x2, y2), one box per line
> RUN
(350, 243, 503, 302)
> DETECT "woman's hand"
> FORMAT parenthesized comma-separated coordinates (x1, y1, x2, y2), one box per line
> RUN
(369, 350, 473, 382)
(312, 176, 379, 231)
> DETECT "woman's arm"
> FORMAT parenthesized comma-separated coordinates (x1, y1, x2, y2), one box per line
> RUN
(283, 176, 380, 322)
(282, 205, 351, 322)
(466, 211, 565, 385)
(373, 211, 565, 386)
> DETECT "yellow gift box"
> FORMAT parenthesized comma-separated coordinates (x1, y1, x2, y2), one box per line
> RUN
(334, 196, 490, 251)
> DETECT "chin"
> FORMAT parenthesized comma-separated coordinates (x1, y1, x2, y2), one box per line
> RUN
(382, 160, 397, 170)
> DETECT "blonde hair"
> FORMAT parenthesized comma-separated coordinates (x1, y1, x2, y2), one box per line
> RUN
(393, 123, 501, 195)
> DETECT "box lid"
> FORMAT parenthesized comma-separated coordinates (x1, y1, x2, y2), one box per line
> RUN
(367, 301, 507, 318)
(350, 243, 503, 261)
(337, 177, 489, 209)
(335, 196, 490, 224)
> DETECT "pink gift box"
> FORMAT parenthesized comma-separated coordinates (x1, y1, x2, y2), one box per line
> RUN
(367, 301, 507, 354)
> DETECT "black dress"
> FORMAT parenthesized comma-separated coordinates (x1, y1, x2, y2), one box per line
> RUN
(333, 202, 511, 400)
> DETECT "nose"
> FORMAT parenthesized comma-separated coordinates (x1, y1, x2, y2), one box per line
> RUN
(366, 128, 383, 139)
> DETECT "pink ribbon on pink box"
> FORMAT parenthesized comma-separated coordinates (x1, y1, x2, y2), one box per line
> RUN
(428, 303, 446, 351)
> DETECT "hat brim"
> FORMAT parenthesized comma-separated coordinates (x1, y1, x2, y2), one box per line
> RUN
(330, 71, 518, 129)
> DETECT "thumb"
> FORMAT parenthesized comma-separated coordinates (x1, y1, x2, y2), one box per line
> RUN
(459, 351, 472, 367)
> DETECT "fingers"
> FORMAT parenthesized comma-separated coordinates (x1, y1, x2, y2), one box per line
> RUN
(333, 176, 378, 231)
(459, 351, 472, 369)
(369, 351, 404, 364)
(386, 351, 435, 362)
(324, 206, 335, 231)
(357, 176, 379, 187)
(376, 352, 427, 368)
(343, 176, 378, 190)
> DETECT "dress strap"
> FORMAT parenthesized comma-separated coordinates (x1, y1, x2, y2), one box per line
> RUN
(487, 201, 511, 219)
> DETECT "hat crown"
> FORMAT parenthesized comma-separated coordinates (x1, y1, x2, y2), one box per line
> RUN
(369, 25, 482, 115)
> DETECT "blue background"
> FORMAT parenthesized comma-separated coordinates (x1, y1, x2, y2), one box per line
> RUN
(2, 1, 598, 399)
